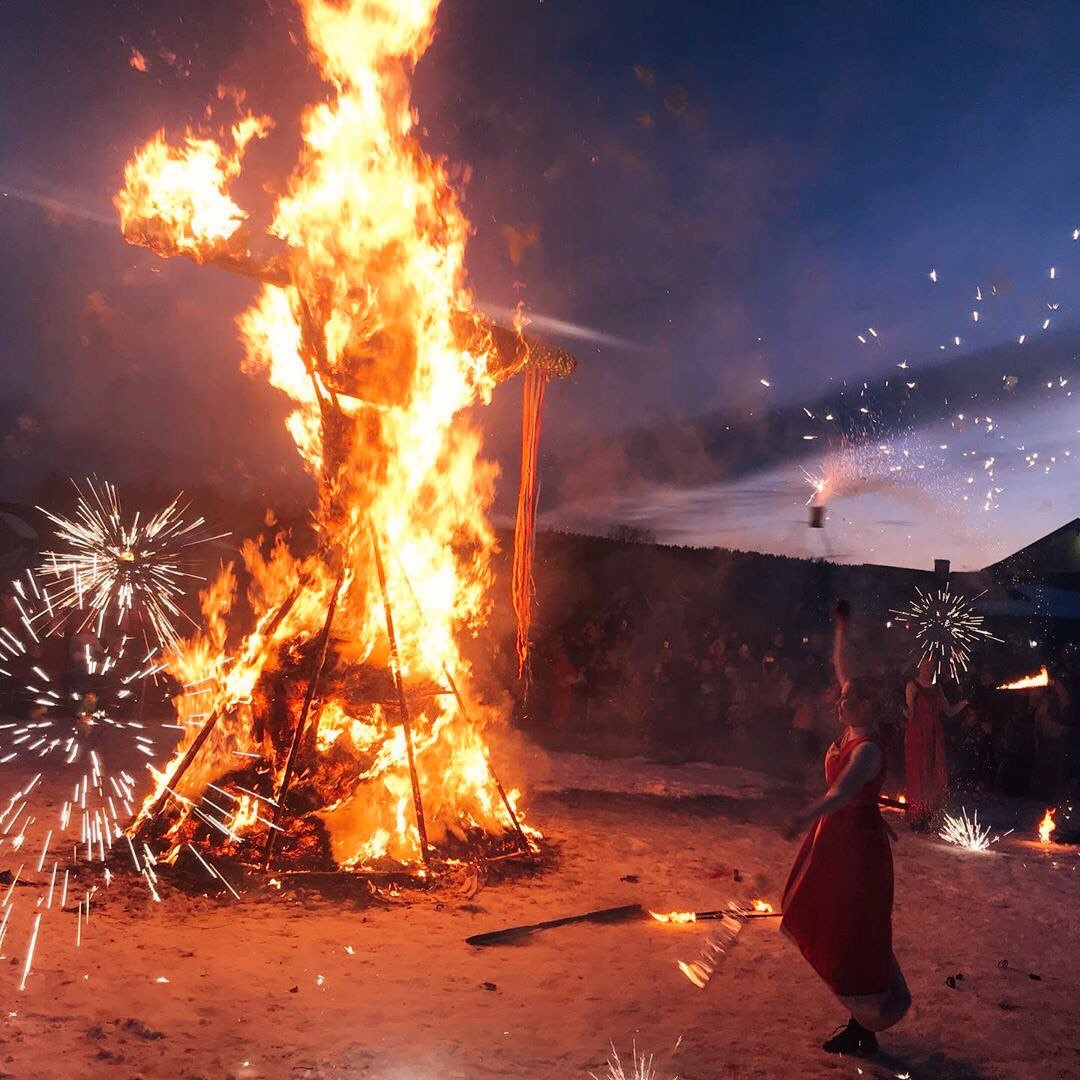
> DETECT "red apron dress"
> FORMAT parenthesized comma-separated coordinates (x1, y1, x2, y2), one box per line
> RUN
(781, 733, 893, 997)
(905, 683, 948, 822)
(550, 653, 579, 729)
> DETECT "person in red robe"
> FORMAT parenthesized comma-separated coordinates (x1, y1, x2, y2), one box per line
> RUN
(549, 638, 581, 731)
(903, 658, 967, 831)
(781, 602, 911, 1057)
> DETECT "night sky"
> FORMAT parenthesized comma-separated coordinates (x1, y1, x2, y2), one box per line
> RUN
(2, 1, 1079, 569)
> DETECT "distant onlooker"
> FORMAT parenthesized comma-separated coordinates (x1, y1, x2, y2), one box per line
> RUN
(548, 638, 581, 731)
(789, 681, 820, 761)
(1032, 670, 1072, 801)
(903, 659, 968, 831)
(955, 701, 994, 791)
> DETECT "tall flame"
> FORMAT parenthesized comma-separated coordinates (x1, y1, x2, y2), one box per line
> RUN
(1038, 808, 1056, 845)
(116, 0, 534, 868)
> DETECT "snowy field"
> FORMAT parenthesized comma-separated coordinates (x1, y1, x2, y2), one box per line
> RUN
(0, 725, 1076, 1079)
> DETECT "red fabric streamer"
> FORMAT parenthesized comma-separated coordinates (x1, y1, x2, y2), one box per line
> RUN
(512, 368, 546, 677)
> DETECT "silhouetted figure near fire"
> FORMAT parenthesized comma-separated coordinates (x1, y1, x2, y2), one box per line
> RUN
(548, 638, 581, 733)
(1032, 669, 1072, 802)
(903, 659, 967, 831)
(780, 601, 911, 1058)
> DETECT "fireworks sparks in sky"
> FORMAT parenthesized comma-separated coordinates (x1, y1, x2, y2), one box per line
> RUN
(890, 584, 1001, 681)
(777, 235, 1078, 561)
(36, 478, 227, 651)
(939, 807, 1012, 852)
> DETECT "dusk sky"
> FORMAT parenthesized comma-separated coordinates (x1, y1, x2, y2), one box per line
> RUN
(2, 0, 1079, 569)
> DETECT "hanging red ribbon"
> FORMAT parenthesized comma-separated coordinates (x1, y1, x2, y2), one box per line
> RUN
(511, 368, 547, 677)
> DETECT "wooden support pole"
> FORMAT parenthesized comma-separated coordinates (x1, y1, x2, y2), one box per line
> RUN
(263, 568, 345, 870)
(387, 543, 532, 856)
(133, 705, 224, 837)
(370, 526, 431, 872)
(131, 581, 305, 837)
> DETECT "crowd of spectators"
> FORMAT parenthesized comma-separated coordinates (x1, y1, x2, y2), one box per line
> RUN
(525, 595, 1078, 804)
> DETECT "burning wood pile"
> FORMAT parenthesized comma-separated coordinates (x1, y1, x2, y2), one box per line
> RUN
(115, 0, 568, 877)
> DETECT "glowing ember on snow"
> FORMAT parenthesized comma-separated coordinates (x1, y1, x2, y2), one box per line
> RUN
(1038, 808, 1056, 845)
(115, 0, 547, 873)
(997, 666, 1049, 690)
(890, 584, 1001, 681)
(939, 807, 1011, 852)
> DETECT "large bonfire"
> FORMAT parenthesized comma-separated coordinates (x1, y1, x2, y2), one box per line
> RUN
(114, 0, 563, 874)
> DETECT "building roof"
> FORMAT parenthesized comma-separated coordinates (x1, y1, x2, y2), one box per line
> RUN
(986, 518, 1080, 580)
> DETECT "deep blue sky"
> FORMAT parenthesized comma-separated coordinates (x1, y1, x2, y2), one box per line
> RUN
(1, 0, 1078, 567)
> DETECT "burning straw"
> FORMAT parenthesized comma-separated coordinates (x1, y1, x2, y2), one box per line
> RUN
(114, 0, 563, 876)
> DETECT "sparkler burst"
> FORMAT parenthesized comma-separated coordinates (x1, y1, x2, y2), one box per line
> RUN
(0, 556, 218, 990)
(36, 478, 227, 650)
(939, 807, 1012, 852)
(591, 1040, 680, 1080)
(890, 584, 1001, 681)
(0, 566, 165, 770)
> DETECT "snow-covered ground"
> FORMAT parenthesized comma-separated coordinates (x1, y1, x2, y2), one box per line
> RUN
(533, 749, 782, 801)
(0, 725, 1076, 1079)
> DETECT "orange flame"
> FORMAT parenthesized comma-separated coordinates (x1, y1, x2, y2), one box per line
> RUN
(997, 666, 1049, 690)
(751, 898, 774, 913)
(649, 910, 696, 924)
(115, 115, 271, 260)
(117, 0, 536, 869)
(1038, 808, 1056, 845)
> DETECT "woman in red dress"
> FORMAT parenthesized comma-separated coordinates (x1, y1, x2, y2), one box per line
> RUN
(781, 604, 910, 1057)
(903, 658, 967, 831)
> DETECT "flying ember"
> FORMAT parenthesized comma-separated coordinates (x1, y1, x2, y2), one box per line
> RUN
(114, 0, 569, 874)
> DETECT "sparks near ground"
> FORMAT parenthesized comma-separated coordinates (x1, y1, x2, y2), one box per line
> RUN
(113, 0, 568, 876)
(0, 565, 163, 752)
(939, 807, 1013, 852)
(0, 494, 216, 990)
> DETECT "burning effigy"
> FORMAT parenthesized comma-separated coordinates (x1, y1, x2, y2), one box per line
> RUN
(113, 0, 572, 877)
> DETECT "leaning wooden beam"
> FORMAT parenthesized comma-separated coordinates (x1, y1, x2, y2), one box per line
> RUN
(263, 567, 345, 869)
(386, 542, 532, 856)
(370, 525, 432, 872)
(131, 581, 305, 837)
(131, 705, 224, 838)
(120, 231, 578, 383)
